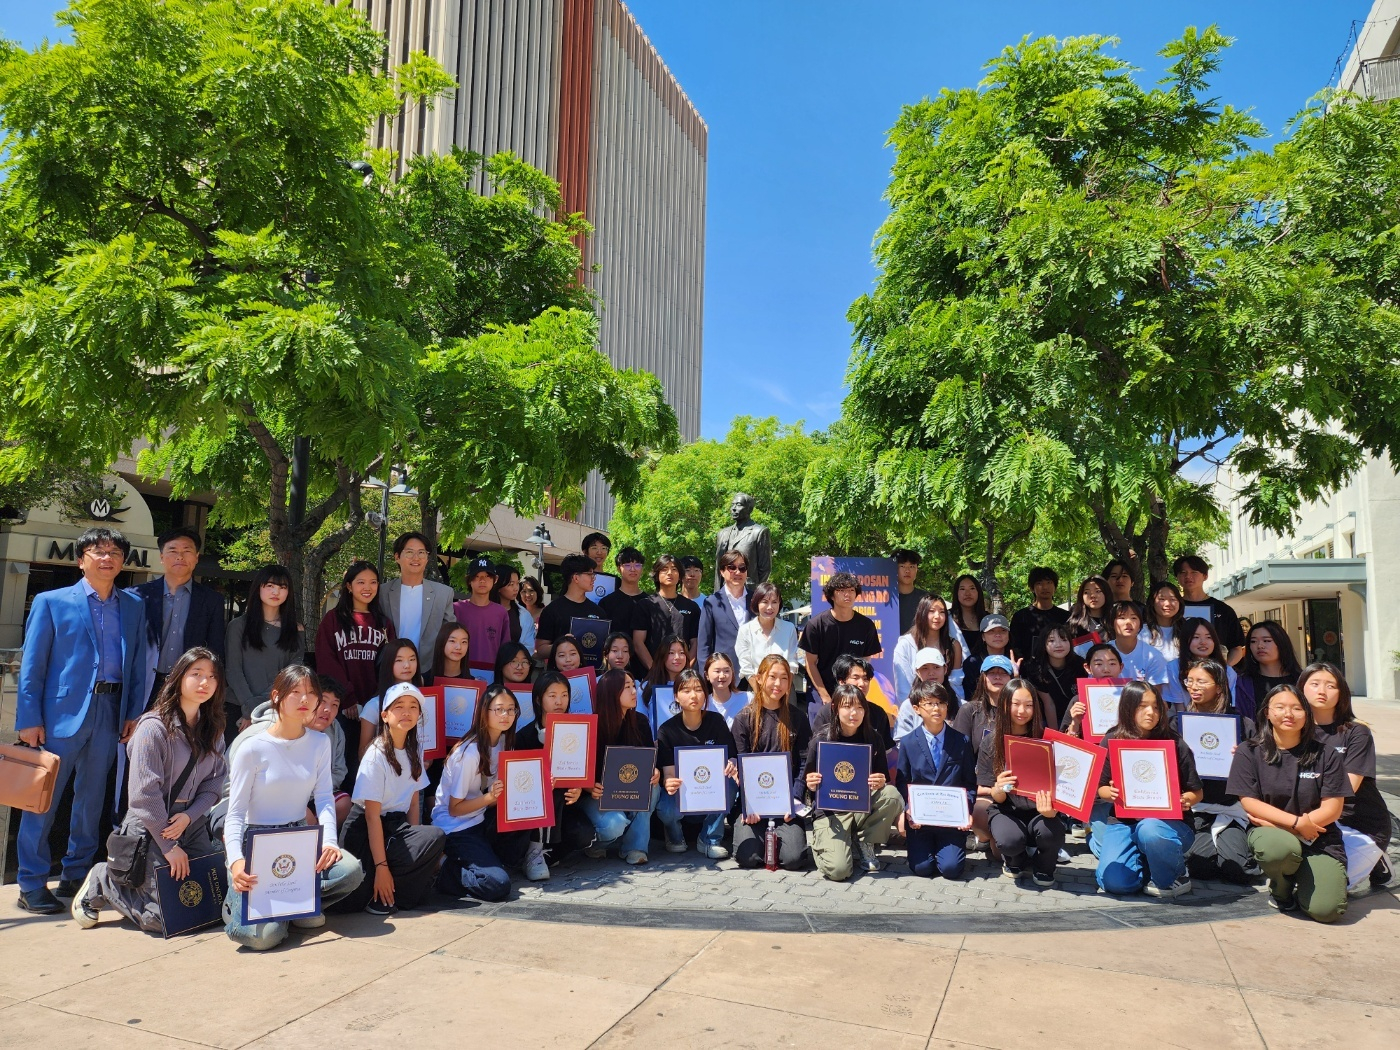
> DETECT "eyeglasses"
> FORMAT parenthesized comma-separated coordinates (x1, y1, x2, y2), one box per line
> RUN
(85, 548, 123, 561)
(725, 565, 748, 574)
(914, 700, 948, 710)
(399, 548, 428, 558)
(487, 706, 518, 716)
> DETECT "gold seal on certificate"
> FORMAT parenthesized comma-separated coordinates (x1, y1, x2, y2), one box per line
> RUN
(620, 763, 640, 784)
(907, 785, 971, 828)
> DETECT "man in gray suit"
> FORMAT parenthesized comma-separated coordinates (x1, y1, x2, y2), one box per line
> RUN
(379, 532, 456, 674)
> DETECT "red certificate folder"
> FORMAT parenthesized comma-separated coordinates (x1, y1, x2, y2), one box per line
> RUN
(1078, 677, 1131, 742)
(415, 686, 447, 761)
(1043, 729, 1108, 822)
(496, 749, 556, 832)
(1107, 739, 1182, 820)
(435, 677, 485, 743)
(544, 713, 597, 789)
(1004, 737, 1055, 800)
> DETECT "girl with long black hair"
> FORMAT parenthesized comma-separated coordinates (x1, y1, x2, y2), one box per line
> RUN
(225, 564, 305, 737)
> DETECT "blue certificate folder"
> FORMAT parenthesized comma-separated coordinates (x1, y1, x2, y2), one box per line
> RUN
(815, 741, 871, 813)
(599, 746, 656, 812)
(154, 850, 227, 938)
(570, 617, 610, 668)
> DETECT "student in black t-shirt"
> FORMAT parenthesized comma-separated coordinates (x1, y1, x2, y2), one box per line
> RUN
(1234, 620, 1302, 721)
(960, 613, 1017, 704)
(1008, 567, 1069, 660)
(633, 554, 701, 674)
(656, 670, 737, 859)
(1227, 684, 1351, 922)
(731, 655, 812, 871)
(1170, 659, 1260, 885)
(1019, 624, 1086, 729)
(893, 549, 930, 635)
(1301, 662, 1392, 891)
(798, 571, 883, 705)
(642, 634, 691, 730)
(1171, 555, 1246, 666)
(951, 574, 988, 659)
(600, 546, 647, 674)
(1091, 682, 1203, 898)
(1067, 576, 1110, 650)
(581, 531, 619, 596)
(977, 678, 1065, 886)
(535, 554, 604, 661)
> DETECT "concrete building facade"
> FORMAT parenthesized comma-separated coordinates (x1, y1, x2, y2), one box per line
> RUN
(358, 0, 706, 531)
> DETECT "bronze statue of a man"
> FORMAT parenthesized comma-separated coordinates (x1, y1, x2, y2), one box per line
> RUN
(714, 493, 772, 590)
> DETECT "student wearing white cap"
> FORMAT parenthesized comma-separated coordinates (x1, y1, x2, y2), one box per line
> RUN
(893, 647, 947, 742)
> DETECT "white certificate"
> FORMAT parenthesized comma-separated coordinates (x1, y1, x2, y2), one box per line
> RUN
(677, 746, 729, 814)
(1119, 747, 1172, 809)
(505, 756, 547, 823)
(549, 722, 592, 783)
(907, 785, 971, 828)
(738, 752, 793, 818)
(1083, 682, 1125, 737)
(1052, 740, 1096, 810)
(442, 684, 480, 740)
(419, 696, 441, 757)
(243, 825, 322, 924)
(1178, 713, 1239, 781)
(589, 574, 617, 602)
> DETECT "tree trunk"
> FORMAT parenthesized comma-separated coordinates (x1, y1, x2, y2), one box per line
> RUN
(1090, 501, 1147, 602)
(1145, 492, 1170, 591)
(418, 483, 444, 584)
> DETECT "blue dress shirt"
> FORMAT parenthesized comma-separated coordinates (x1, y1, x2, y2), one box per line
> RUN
(157, 579, 192, 673)
(83, 578, 124, 683)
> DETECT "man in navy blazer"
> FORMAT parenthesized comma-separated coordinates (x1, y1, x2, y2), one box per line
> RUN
(696, 550, 754, 669)
(15, 527, 147, 914)
(129, 526, 225, 705)
(896, 679, 978, 880)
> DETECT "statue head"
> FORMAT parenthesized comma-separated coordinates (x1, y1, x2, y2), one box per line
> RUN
(729, 493, 755, 525)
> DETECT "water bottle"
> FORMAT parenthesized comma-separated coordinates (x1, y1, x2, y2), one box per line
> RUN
(763, 819, 779, 871)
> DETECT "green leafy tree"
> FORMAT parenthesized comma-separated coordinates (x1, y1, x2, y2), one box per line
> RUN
(0, 0, 678, 620)
(836, 28, 1400, 596)
(610, 418, 834, 604)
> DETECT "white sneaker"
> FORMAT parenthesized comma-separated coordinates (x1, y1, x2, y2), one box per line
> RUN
(1144, 877, 1192, 899)
(704, 845, 730, 860)
(523, 850, 550, 881)
(624, 850, 648, 865)
(70, 869, 100, 929)
(292, 913, 327, 929)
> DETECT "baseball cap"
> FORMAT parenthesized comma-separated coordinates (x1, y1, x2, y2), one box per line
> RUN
(381, 682, 426, 719)
(980, 613, 1010, 633)
(913, 647, 946, 669)
(466, 556, 496, 581)
(982, 655, 1015, 676)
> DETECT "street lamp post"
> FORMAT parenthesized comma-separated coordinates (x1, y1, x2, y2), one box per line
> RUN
(529, 522, 555, 577)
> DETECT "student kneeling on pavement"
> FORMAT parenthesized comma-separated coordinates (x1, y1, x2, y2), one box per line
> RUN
(804, 684, 904, 880)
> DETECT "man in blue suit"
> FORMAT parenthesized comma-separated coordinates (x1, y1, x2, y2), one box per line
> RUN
(129, 526, 225, 705)
(696, 550, 753, 670)
(15, 527, 147, 914)
(896, 677, 978, 881)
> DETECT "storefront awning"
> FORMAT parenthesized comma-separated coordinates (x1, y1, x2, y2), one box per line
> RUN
(1209, 558, 1367, 604)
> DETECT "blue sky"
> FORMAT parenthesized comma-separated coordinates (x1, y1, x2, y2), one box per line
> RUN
(4, 2, 1372, 439)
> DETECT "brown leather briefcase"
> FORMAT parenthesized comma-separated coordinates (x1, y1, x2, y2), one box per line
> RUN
(0, 743, 60, 813)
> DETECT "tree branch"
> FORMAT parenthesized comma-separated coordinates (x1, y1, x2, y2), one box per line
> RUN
(242, 403, 290, 542)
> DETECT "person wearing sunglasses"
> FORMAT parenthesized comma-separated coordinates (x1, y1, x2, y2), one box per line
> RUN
(697, 550, 754, 671)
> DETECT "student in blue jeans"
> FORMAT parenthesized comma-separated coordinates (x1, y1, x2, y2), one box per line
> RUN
(657, 671, 739, 857)
(1091, 682, 1204, 898)
(578, 669, 660, 864)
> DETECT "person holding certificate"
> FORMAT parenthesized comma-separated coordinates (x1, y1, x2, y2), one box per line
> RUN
(896, 681, 977, 881)
(976, 678, 1066, 887)
(702, 652, 749, 726)
(731, 654, 812, 871)
(356, 638, 424, 758)
(1169, 659, 1260, 885)
(433, 684, 530, 899)
(426, 622, 472, 684)
(1227, 685, 1351, 922)
(514, 673, 593, 877)
(951, 655, 1014, 853)
(601, 632, 634, 674)
(804, 684, 904, 880)
(547, 635, 585, 676)
(335, 684, 445, 915)
(642, 635, 691, 723)
(493, 641, 535, 689)
(1303, 662, 1392, 893)
(579, 670, 660, 864)
(222, 666, 364, 950)
(1092, 683, 1203, 898)
(656, 670, 738, 858)
(74, 648, 228, 933)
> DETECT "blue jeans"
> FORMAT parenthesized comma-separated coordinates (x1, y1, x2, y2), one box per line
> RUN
(223, 824, 364, 950)
(907, 825, 968, 879)
(578, 786, 659, 855)
(439, 821, 529, 902)
(18, 693, 119, 892)
(1090, 805, 1193, 893)
(655, 780, 736, 849)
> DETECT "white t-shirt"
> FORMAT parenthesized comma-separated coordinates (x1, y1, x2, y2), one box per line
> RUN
(352, 742, 430, 815)
(431, 737, 506, 833)
(224, 730, 337, 865)
(398, 583, 424, 652)
(709, 691, 750, 727)
(1112, 640, 1169, 685)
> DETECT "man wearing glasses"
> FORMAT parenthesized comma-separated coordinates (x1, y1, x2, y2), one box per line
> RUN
(382, 532, 456, 674)
(697, 550, 753, 669)
(534, 553, 605, 661)
(14, 527, 147, 914)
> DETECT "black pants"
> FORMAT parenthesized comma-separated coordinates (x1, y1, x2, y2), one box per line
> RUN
(332, 806, 445, 913)
(989, 806, 1065, 878)
(733, 818, 810, 871)
(1185, 811, 1258, 883)
(540, 792, 596, 858)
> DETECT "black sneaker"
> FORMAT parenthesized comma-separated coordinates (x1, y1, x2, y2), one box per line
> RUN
(1001, 862, 1026, 881)
(365, 899, 396, 916)
(1371, 858, 1393, 888)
